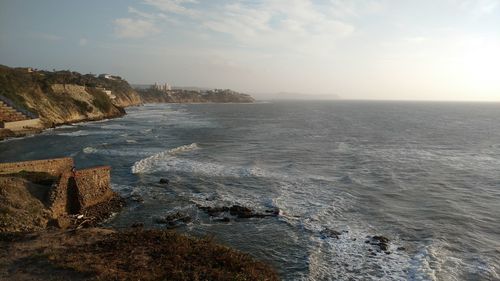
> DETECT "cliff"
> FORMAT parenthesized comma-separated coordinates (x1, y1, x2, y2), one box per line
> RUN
(137, 88, 255, 103)
(0, 65, 141, 126)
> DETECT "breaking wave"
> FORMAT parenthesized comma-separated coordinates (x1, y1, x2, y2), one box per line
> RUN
(131, 143, 199, 174)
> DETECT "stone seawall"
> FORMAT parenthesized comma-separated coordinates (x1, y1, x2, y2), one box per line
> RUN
(1, 158, 115, 219)
(74, 166, 114, 210)
(1, 118, 43, 130)
(48, 167, 114, 217)
(0, 158, 74, 176)
(48, 171, 72, 218)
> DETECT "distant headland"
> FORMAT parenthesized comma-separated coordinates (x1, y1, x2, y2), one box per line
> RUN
(0, 64, 255, 140)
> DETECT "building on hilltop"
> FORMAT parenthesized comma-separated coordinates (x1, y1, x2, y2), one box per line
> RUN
(153, 82, 172, 92)
(96, 87, 116, 100)
(98, 74, 121, 80)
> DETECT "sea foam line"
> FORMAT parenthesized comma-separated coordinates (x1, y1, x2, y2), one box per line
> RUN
(131, 143, 199, 174)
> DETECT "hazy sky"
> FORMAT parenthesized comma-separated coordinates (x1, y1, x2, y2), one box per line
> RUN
(1, 0, 499, 101)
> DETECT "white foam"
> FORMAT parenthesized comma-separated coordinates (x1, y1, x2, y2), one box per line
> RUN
(83, 146, 98, 154)
(131, 143, 199, 174)
(305, 231, 414, 281)
(336, 142, 352, 153)
(58, 130, 91, 137)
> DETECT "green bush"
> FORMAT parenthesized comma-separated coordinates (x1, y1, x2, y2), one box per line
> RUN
(87, 88, 112, 112)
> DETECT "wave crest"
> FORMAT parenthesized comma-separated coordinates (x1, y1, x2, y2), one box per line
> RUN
(131, 143, 199, 174)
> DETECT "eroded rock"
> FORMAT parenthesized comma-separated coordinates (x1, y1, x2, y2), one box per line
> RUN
(320, 229, 342, 239)
(154, 212, 192, 229)
(197, 204, 279, 219)
(366, 235, 391, 253)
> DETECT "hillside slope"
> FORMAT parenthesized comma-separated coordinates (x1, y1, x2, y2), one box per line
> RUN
(0, 65, 141, 126)
(137, 88, 255, 103)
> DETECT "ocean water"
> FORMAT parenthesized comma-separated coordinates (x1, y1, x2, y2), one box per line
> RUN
(1, 101, 499, 280)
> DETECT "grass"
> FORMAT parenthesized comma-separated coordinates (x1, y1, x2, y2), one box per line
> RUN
(0, 65, 136, 120)
(73, 100, 94, 114)
(86, 87, 112, 112)
(4, 171, 57, 186)
(45, 229, 280, 281)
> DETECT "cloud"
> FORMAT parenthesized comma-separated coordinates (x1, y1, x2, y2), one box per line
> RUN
(113, 18, 160, 38)
(329, 0, 385, 18)
(33, 32, 62, 41)
(404, 36, 428, 43)
(114, 0, 381, 53)
(142, 0, 199, 16)
(201, 1, 355, 55)
(459, 0, 499, 15)
(128, 6, 156, 19)
(79, 38, 88, 46)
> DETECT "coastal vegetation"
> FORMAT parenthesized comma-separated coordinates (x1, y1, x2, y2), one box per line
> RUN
(0, 65, 137, 126)
(0, 228, 279, 281)
(137, 87, 255, 103)
(0, 64, 256, 141)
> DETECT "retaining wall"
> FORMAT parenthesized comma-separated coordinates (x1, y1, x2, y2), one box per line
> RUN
(1, 158, 115, 217)
(74, 166, 114, 210)
(1, 118, 43, 130)
(48, 171, 72, 218)
(0, 158, 74, 176)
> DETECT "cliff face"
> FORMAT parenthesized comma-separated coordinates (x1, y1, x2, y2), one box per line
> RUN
(0, 65, 141, 126)
(137, 88, 255, 104)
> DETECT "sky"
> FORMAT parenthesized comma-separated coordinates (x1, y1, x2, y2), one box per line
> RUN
(1, 0, 500, 101)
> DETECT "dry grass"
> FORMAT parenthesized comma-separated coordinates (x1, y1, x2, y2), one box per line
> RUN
(49, 229, 279, 281)
(1, 228, 280, 281)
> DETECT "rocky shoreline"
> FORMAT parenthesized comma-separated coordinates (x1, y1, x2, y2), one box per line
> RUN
(0, 228, 279, 281)
(0, 65, 256, 141)
(0, 158, 279, 280)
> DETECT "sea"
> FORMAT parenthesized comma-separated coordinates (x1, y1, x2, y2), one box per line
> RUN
(1, 101, 499, 280)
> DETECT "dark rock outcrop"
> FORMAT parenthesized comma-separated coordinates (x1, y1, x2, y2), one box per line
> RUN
(198, 204, 279, 219)
(154, 212, 192, 228)
(365, 235, 391, 253)
(320, 229, 342, 239)
(159, 178, 169, 184)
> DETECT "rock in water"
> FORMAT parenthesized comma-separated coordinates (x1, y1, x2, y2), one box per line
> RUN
(320, 228, 342, 239)
(229, 205, 254, 218)
(159, 178, 169, 184)
(367, 235, 391, 253)
(154, 212, 192, 229)
(198, 204, 280, 219)
(131, 222, 144, 228)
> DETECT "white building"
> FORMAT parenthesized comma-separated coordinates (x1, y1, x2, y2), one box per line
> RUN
(153, 82, 172, 91)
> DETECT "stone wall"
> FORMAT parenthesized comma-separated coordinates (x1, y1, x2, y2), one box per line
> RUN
(74, 166, 114, 210)
(48, 167, 114, 216)
(0, 158, 74, 176)
(47, 171, 72, 218)
(0, 158, 116, 218)
(1, 118, 43, 130)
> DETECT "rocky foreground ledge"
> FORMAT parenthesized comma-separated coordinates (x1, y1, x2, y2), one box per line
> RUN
(0, 157, 279, 280)
(0, 228, 279, 281)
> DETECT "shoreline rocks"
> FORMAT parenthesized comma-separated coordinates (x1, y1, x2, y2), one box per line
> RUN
(198, 204, 280, 219)
(365, 235, 391, 254)
(154, 211, 192, 229)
